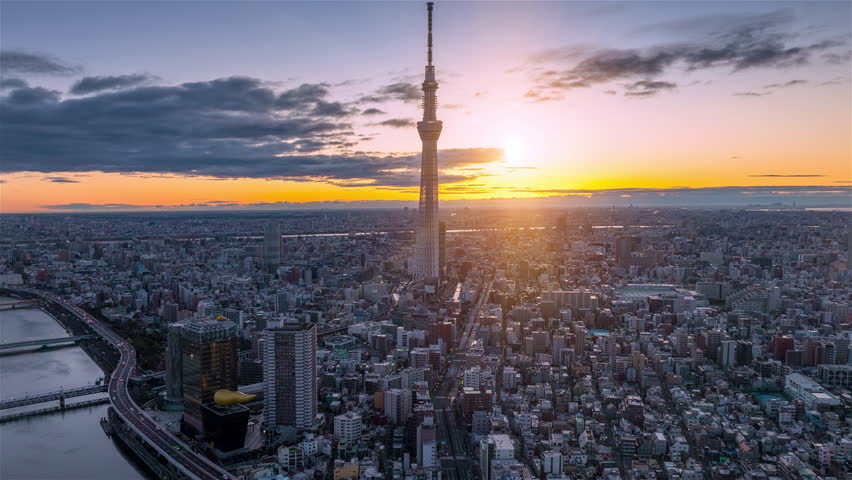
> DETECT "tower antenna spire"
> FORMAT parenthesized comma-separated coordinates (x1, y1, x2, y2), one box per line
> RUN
(427, 2, 433, 66)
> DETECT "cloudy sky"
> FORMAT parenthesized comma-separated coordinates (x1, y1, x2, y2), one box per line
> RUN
(1, 0, 850, 212)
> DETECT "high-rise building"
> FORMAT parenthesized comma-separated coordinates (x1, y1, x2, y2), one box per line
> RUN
(179, 316, 239, 434)
(720, 340, 737, 368)
(464, 367, 481, 390)
(552, 334, 566, 365)
(772, 334, 795, 361)
(384, 388, 413, 424)
(415, 2, 442, 281)
(531, 330, 550, 355)
(702, 329, 722, 362)
(674, 330, 690, 357)
(574, 324, 587, 357)
(502, 367, 518, 390)
(163, 302, 178, 323)
(165, 322, 184, 410)
(334, 411, 363, 444)
(615, 236, 637, 267)
(263, 324, 317, 431)
(264, 222, 281, 271)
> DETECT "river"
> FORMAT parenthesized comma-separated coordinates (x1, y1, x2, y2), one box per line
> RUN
(0, 296, 150, 480)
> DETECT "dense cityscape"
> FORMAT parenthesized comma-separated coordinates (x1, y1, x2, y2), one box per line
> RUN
(1, 206, 851, 480)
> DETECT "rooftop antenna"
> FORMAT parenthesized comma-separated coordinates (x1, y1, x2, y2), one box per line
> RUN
(427, 2, 434, 66)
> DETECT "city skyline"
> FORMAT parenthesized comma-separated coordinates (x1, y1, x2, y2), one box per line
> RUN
(1, 1, 850, 212)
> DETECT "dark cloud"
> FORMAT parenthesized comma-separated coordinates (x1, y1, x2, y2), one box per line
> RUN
(361, 108, 386, 116)
(45, 176, 80, 183)
(0, 76, 347, 176)
(380, 82, 420, 102)
(624, 80, 676, 96)
(749, 174, 824, 177)
(375, 118, 415, 128)
(4, 86, 60, 104)
(763, 79, 807, 89)
(0, 50, 82, 76)
(0, 76, 499, 188)
(361, 82, 421, 103)
(275, 83, 330, 109)
(0, 78, 28, 89)
(70, 74, 155, 95)
(311, 101, 351, 117)
(524, 10, 845, 100)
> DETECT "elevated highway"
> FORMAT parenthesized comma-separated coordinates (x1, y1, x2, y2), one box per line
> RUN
(6, 287, 237, 480)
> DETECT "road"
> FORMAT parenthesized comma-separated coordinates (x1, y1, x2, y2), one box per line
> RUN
(436, 279, 492, 404)
(434, 279, 492, 480)
(12, 288, 236, 480)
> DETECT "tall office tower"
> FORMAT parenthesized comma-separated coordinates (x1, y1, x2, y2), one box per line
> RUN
(675, 330, 690, 357)
(180, 316, 239, 433)
(417, 415, 438, 468)
(263, 222, 281, 272)
(263, 324, 317, 431)
(615, 236, 636, 267)
(415, 2, 442, 281)
(552, 334, 566, 366)
(574, 324, 586, 357)
(164, 322, 184, 410)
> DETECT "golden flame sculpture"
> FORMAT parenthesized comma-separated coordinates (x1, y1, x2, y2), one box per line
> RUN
(213, 389, 256, 406)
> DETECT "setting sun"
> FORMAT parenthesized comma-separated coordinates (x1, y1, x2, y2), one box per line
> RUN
(503, 136, 529, 167)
